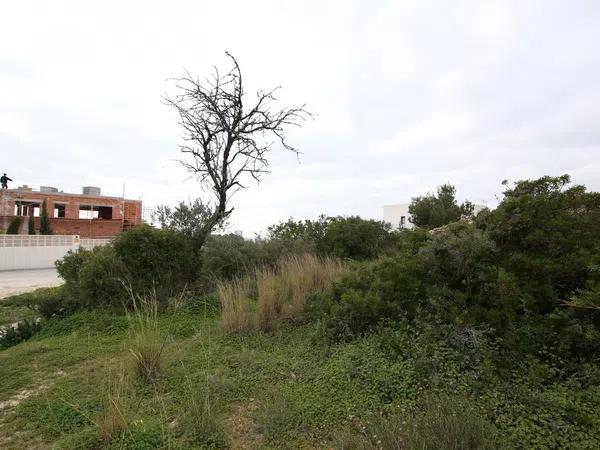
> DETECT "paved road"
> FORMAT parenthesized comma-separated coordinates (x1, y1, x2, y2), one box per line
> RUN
(0, 269, 62, 299)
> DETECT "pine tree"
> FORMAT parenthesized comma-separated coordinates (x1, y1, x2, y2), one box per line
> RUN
(39, 199, 53, 235)
(28, 215, 36, 235)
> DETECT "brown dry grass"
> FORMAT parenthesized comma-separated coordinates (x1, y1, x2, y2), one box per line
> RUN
(96, 368, 130, 443)
(218, 278, 254, 333)
(256, 268, 280, 331)
(219, 254, 346, 333)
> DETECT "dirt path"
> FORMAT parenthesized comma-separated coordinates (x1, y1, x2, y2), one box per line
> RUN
(227, 399, 265, 450)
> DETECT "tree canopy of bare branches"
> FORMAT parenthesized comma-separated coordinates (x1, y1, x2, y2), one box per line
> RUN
(164, 52, 310, 249)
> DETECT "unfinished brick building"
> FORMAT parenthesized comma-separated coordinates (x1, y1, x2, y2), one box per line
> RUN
(0, 185, 142, 238)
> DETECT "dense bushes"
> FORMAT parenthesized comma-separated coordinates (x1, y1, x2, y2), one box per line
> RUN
(308, 255, 427, 340)
(114, 225, 196, 293)
(408, 183, 474, 229)
(320, 216, 395, 259)
(310, 175, 600, 368)
(200, 234, 271, 281)
(269, 215, 395, 260)
(57, 225, 197, 310)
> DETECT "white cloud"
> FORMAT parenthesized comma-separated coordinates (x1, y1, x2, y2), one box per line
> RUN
(1, 0, 599, 235)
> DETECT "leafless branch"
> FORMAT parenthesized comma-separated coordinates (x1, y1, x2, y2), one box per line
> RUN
(164, 52, 311, 248)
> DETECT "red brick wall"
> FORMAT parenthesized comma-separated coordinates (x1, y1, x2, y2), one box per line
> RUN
(0, 190, 143, 237)
(123, 200, 142, 225)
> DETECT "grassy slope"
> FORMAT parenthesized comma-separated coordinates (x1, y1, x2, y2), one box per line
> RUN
(0, 305, 381, 450)
(2, 300, 600, 450)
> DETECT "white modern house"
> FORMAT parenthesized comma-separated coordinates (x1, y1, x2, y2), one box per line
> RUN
(383, 203, 487, 230)
(383, 203, 414, 230)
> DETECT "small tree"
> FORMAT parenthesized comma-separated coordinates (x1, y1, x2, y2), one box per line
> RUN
(28, 215, 36, 235)
(409, 184, 474, 229)
(39, 199, 53, 235)
(164, 52, 310, 253)
(6, 217, 22, 234)
(154, 198, 219, 248)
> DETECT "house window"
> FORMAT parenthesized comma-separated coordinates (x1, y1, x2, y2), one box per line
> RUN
(14, 201, 40, 217)
(54, 204, 66, 218)
(79, 205, 113, 219)
(79, 205, 99, 219)
(400, 216, 406, 227)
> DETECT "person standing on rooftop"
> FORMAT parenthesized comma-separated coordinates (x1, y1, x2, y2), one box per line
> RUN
(1, 173, 13, 189)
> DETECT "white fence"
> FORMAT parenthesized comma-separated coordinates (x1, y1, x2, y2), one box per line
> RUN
(0, 235, 112, 271)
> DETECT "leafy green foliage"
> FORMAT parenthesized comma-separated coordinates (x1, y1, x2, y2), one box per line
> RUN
(57, 225, 197, 310)
(57, 245, 127, 309)
(268, 215, 396, 260)
(320, 216, 395, 260)
(0, 318, 41, 349)
(409, 183, 474, 229)
(113, 225, 197, 296)
(154, 198, 217, 249)
(480, 174, 600, 312)
(308, 255, 427, 340)
(200, 233, 270, 282)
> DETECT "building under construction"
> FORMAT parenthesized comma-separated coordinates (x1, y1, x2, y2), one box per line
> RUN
(0, 185, 142, 238)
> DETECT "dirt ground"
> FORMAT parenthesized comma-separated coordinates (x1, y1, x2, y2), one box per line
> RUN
(0, 269, 62, 300)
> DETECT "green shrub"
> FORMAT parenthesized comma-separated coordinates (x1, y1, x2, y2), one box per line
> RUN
(57, 246, 127, 310)
(308, 256, 427, 341)
(184, 293, 221, 315)
(479, 174, 600, 313)
(319, 216, 394, 260)
(113, 225, 196, 297)
(201, 233, 269, 281)
(408, 183, 474, 229)
(57, 226, 195, 309)
(36, 287, 73, 318)
(0, 318, 41, 349)
(418, 223, 521, 332)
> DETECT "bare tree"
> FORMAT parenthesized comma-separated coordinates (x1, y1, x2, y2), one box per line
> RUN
(164, 52, 310, 250)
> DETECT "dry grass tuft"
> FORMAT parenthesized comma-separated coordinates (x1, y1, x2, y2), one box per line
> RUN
(219, 254, 346, 333)
(256, 268, 280, 331)
(96, 368, 130, 443)
(218, 278, 254, 333)
(277, 254, 345, 322)
(127, 293, 167, 383)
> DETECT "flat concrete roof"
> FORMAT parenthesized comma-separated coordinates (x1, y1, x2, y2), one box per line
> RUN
(2, 189, 140, 203)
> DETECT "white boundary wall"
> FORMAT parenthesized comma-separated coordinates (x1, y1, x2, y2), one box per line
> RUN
(0, 235, 111, 271)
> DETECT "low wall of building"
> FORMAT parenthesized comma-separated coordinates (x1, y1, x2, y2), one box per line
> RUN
(0, 216, 123, 238)
(0, 235, 111, 271)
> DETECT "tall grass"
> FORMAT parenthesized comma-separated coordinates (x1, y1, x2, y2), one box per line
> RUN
(96, 368, 131, 443)
(256, 268, 279, 331)
(126, 292, 167, 383)
(219, 254, 346, 333)
(218, 278, 254, 333)
(276, 254, 345, 322)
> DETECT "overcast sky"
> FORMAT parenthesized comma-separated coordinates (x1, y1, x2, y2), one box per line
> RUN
(1, 0, 599, 235)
